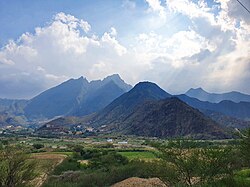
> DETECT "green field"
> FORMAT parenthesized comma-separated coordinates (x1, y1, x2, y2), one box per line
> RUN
(118, 151, 157, 159)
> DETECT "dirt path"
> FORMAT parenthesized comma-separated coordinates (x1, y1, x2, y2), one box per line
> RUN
(31, 153, 67, 187)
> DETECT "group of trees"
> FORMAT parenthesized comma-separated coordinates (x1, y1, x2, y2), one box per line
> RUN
(150, 129, 250, 186)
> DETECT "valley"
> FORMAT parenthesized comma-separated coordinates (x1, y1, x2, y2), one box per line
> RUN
(1, 74, 250, 187)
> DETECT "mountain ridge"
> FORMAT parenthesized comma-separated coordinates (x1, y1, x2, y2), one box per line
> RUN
(186, 87, 250, 103)
(24, 74, 132, 119)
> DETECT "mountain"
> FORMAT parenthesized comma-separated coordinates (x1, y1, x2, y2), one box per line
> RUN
(88, 81, 171, 126)
(24, 74, 132, 119)
(82, 82, 227, 139)
(113, 98, 228, 139)
(72, 80, 125, 116)
(203, 110, 250, 130)
(36, 116, 83, 134)
(177, 94, 250, 120)
(0, 98, 28, 115)
(102, 74, 131, 91)
(186, 88, 250, 103)
(24, 77, 88, 119)
(0, 113, 27, 127)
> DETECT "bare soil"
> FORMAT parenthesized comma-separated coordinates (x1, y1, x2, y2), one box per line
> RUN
(111, 177, 168, 187)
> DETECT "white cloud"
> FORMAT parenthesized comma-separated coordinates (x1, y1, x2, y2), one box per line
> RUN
(0, 4, 250, 99)
(145, 0, 167, 18)
(166, 0, 220, 31)
(0, 12, 127, 98)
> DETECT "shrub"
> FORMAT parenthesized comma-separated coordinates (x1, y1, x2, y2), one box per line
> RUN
(33, 143, 44, 149)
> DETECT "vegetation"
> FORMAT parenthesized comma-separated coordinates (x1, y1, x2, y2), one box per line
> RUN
(155, 139, 239, 186)
(118, 151, 157, 160)
(33, 143, 44, 149)
(0, 130, 250, 187)
(0, 146, 37, 187)
(239, 129, 250, 167)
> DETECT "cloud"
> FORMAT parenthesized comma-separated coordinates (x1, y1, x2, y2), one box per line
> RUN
(54, 12, 91, 33)
(0, 2, 250, 99)
(145, 0, 167, 18)
(0, 12, 127, 99)
(226, 0, 250, 24)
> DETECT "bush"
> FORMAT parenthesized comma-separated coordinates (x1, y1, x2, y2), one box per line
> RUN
(89, 152, 128, 170)
(53, 158, 81, 175)
(0, 146, 37, 187)
(44, 160, 168, 187)
(33, 143, 44, 149)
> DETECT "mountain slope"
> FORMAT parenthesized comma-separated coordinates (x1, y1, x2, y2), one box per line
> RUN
(186, 88, 250, 103)
(24, 77, 89, 119)
(0, 113, 27, 127)
(72, 81, 125, 116)
(115, 98, 228, 139)
(89, 81, 171, 126)
(203, 110, 250, 130)
(24, 74, 132, 119)
(0, 98, 28, 115)
(177, 94, 250, 120)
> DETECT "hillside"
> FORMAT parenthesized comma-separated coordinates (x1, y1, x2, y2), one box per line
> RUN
(89, 81, 171, 127)
(177, 94, 250, 120)
(102, 98, 228, 139)
(203, 110, 250, 130)
(0, 99, 28, 115)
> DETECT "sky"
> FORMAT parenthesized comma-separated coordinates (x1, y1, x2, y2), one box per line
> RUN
(0, 0, 250, 99)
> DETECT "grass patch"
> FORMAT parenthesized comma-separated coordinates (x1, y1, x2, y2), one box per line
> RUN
(118, 151, 157, 160)
(233, 168, 250, 186)
(50, 151, 74, 156)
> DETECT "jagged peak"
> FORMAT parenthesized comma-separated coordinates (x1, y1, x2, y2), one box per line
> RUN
(103, 74, 132, 91)
(186, 87, 208, 94)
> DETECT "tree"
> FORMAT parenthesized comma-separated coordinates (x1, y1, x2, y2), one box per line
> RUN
(0, 146, 37, 187)
(156, 139, 235, 186)
(32, 143, 44, 149)
(240, 128, 250, 167)
(197, 147, 235, 184)
(158, 140, 200, 186)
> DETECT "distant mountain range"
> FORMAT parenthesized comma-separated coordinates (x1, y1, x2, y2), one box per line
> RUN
(1, 74, 250, 139)
(202, 110, 250, 130)
(24, 74, 132, 119)
(186, 87, 250, 103)
(177, 95, 250, 120)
